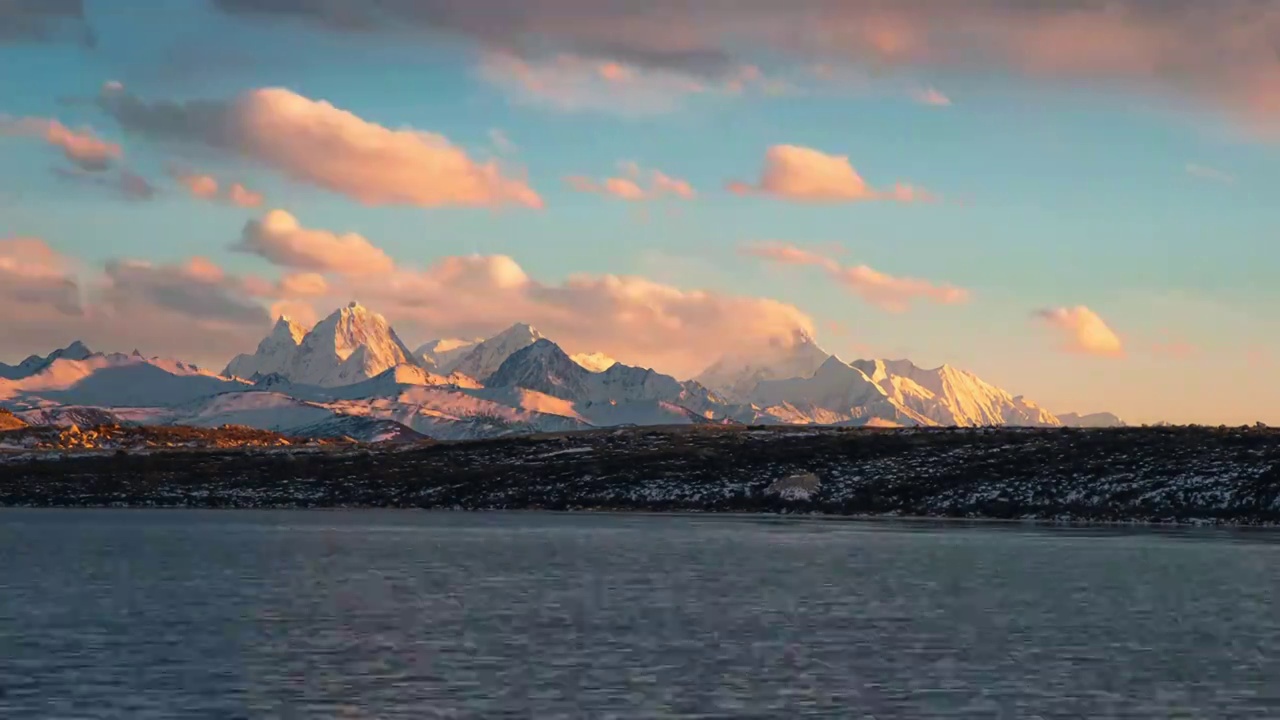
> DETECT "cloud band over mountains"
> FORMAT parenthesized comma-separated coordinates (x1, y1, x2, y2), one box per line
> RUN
(1, 221, 819, 378)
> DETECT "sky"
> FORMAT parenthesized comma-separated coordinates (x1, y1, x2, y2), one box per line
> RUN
(1, 0, 1279, 425)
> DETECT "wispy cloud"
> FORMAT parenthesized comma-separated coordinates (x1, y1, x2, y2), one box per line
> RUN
(53, 167, 157, 201)
(743, 241, 969, 312)
(169, 167, 265, 207)
(213, 0, 1280, 139)
(912, 87, 951, 107)
(566, 162, 695, 201)
(1185, 163, 1235, 184)
(488, 129, 517, 154)
(476, 50, 777, 115)
(1149, 340, 1199, 359)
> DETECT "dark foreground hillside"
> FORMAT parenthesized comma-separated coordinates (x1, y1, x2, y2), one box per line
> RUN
(3, 425, 1280, 524)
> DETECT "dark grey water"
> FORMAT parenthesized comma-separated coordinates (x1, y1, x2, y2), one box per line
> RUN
(1, 512, 1278, 718)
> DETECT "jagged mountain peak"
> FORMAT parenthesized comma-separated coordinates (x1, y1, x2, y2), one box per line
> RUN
(451, 323, 546, 382)
(849, 357, 1059, 427)
(524, 337, 560, 354)
(489, 322, 543, 346)
(748, 357, 926, 427)
(492, 338, 578, 376)
(486, 339, 589, 400)
(695, 333, 833, 401)
(814, 354, 855, 376)
(269, 316, 307, 345)
(483, 337, 723, 418)
(60, 340, 93, 358)
(306, 303, 400, 360)
(225, 316, 308, 380)
(224, 303, 420, 387)
(1, 341, 98, 381)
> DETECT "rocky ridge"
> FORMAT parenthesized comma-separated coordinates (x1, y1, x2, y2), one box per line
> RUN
(2, 425, 1276, 525)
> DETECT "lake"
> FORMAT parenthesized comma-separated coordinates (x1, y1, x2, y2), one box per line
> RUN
(1, 511, 1278, 718)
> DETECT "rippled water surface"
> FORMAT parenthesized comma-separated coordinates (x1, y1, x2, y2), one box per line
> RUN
(2, 511, 1279, 718)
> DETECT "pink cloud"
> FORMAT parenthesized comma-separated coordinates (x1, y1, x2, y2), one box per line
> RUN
(0, 243, 297, 366)
(212, 1, 1280, 138)
(0, 239, 85, 353)
(173, 171, 221, 199)
(101, 258, 268, 327)
(912, 87, 951, 106)
(743, 241, 968, 312)
(1149, 340, 1199, 360)
(1033, 306, 1125, 357)
(234, 209, 395, 276)
(651, 171, 696, 199)
(226, 182, 264, 208)
(0, 237, 74, 280)
(1148, 329, 1199, 360)
(170, 167, 265, 207)
(831, 265, 968, 311)
(566, 162, 696, 201)
(597, 61, 634, 83)
(478, 51, 704, 114)
(742, 240, 840, 270)
(278, 272, 329, 297)
(99, 84, 542, 209)
(477, 50, 774, 115)
(729, 145, 933, 203)
(268, 299, 319, 330)
(181, 257, 226, 283)
(1, 117, 121, 171)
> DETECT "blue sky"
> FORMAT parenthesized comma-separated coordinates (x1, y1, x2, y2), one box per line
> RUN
(2, 0, 1279, 424)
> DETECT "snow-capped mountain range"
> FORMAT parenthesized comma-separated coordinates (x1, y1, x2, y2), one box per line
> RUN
(0, 302, 1125, 442)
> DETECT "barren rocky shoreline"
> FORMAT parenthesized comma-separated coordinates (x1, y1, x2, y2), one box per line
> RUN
(3, 425, 1279, 524)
